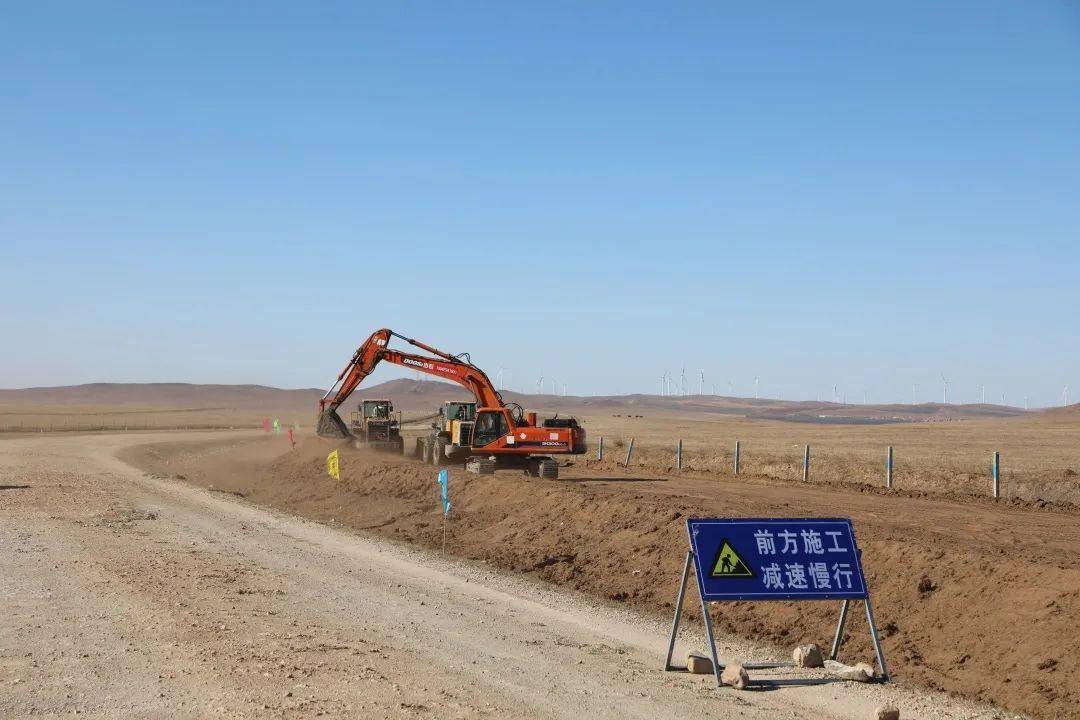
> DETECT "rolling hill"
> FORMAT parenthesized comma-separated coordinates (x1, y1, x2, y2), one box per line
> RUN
(0, 380, 1033, 424)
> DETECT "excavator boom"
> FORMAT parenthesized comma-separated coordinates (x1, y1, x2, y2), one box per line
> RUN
(317, 329, 502, 436)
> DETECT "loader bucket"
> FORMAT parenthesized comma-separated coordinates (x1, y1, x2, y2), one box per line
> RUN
(316, 408, 352, 439)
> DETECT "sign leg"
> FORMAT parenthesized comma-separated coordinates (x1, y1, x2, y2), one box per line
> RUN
(697, 579, 724, 687)
(863, 598, 890, 681)
(830, 599, 850, 660)
(665, 551, 693, 671)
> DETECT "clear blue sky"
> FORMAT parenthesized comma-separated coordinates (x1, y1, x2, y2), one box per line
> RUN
(3, 2, 1078, 406)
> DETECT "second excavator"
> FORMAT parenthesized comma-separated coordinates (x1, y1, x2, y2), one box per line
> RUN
(317, 329, 587, 479)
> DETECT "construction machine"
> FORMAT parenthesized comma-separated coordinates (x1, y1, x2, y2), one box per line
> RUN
(348, 399, 404, 453)
(317, 329, 586, 478)
(413, 401, 477, 465)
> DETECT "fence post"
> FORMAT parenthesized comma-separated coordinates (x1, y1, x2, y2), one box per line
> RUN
(624, 438, 635, 467)
(992, 451, 1000, 498)
(803, 444, 810, 481)
(597, 436, 604, 461)
(676, 439, 682, 471)
(734, 440, 740, 475)
(886, 446, 893, 489)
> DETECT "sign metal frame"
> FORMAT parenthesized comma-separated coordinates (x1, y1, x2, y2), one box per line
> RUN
(663, 517, 889, 688)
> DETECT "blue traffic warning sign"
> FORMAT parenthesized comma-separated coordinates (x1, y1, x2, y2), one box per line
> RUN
(666, 517, 888, 684)
(687, 518, 868, 601)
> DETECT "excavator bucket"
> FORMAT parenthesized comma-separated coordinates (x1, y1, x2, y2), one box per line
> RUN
(316, 408, 352, 439)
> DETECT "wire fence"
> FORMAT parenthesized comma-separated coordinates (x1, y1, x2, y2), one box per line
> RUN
(5, 414, 1077, 506)
(586, 435, 1080, 506)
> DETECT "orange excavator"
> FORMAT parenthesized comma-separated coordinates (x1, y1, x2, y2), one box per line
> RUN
(317, 329, 586, 479)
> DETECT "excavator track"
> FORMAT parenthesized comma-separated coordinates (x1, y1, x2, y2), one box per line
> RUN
(466, 458, 496, 475)
(538, 459, 559, 479)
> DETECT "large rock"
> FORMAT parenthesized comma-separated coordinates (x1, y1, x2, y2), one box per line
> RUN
(792, 643, 824, 668)
(823, 659, 875, 682)
(874, 706, 900, 720)
(720, 662, 749, 690)
(854, 662, 877, 680)
(686, 651, 713, 675)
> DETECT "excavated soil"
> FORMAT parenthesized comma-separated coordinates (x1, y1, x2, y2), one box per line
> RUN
(122, 434, 1080, 719)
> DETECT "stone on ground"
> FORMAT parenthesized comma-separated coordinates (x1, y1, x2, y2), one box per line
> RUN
(686, 651, 713, 675)
(874, 706, 900, 720)
(854, 662, 876, 679)
(720, 662, 749, 690)
(823, 659, 875, 682)
(792, 643, 824, 668)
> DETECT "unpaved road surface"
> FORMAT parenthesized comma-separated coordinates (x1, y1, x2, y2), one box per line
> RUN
(2, 432, 1012, 718)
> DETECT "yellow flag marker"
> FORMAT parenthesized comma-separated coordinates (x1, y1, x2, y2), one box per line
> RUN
(327, 449, 340, 481)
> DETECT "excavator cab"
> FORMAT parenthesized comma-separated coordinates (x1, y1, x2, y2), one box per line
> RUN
(472, 409, 510, 448)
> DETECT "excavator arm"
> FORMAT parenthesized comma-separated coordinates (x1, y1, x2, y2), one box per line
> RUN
(317, 328, 503, 438)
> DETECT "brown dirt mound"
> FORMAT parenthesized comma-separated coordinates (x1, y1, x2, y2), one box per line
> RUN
(125, 435, 1080, 720)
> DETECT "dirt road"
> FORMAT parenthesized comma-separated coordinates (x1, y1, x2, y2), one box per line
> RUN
(0, 431, 1011, 719)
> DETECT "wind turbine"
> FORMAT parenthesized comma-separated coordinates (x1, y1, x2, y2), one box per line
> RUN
(549, 378, 557, 395)
(680, 367, 687, 396)
(753, 377, 760, 399)
(699, 370, 705, 396)
(941, 374, 950, 405)
(536, 372, 544, 395)
(728, 380, 735, 397)
(1024, 395, 1029, 410)
(1065, 385, 1071, 407)
(498, 366, 505, 389)
(980, 384, 985, 404)
(833, 384, 839, 404)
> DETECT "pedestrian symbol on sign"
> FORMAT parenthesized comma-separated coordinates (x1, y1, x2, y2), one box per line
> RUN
(709, 539, 754, 578)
